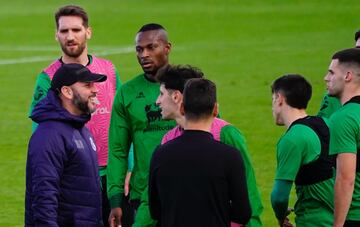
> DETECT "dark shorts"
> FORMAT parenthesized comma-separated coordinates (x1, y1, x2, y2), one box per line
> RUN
(344, 220, 360, 227)
(101, 175, 134, 227)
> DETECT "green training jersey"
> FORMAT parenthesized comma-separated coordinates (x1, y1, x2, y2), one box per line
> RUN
(276, 123, 334, 227)
(220, 125, 263, 227)
(329, 101, 360, 221)
(107, 73, 176, 208)
(317, 93, 341, 119)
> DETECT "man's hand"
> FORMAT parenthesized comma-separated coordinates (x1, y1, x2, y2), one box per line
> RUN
(278, 208, 294, 227)
(109, 207, 123, 227)
(124, 171, 132, 196)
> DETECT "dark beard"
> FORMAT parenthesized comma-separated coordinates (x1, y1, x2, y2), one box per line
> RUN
(72, 90, 92, 115)
(61, 43, 86, 58)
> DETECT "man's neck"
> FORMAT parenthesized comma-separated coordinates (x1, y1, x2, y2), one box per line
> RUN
(144, 73, 157, 82)
(340, 86, 360, 105)
(183, 117, 213, 132)
(61, 51, 89, 66)
(283, 108, 307, 129)
(175, 115, 185, 128)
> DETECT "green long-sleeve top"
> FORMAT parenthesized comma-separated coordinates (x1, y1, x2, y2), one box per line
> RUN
(107, 74, 176, 208)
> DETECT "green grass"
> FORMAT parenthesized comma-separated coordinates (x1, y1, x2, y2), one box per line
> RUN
(1, 0, 360, 226)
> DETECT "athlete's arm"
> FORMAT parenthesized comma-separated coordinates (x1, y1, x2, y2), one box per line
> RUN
(271, 179, 292, 225)
(107, 88, 131, 222)
(29, 72, 51, 132)
(333, 153, 356, 227)
(229, 149, 252, 225)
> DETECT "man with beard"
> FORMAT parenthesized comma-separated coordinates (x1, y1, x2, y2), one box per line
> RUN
(25, 64, 107, 226)
(28, 5, 132, 227)
(107, 23, 176, 227)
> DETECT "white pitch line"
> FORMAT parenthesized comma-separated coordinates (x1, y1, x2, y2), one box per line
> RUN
(0, 46, 134, 65)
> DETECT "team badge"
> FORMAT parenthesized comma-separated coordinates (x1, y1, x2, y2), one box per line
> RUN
(89, 137, 97, 151)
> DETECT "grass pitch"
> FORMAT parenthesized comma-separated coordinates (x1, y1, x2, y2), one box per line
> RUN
(1, 0, 359, 226)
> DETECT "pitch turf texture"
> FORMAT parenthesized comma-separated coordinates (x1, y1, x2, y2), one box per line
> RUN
(1, 0, 359, 226)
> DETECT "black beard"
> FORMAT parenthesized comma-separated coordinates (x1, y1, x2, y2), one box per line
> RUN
(61, 43, 86, 58)
(72, 90, 92, 115)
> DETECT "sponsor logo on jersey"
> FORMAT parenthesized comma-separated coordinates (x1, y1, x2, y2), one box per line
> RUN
(143, 103, 173, 132)
(92, 107, 110, 115)
(144, 104, 161, 124)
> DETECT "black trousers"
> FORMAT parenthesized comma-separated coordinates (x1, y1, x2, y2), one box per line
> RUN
(344, 220, 360, 227)
(101, 175, 134, 227)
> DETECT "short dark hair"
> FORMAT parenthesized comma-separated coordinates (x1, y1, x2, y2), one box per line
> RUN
(355, 29, 360, 41)
(55, 5, 89, 29)
(332, 48, 360, 68)
(138, 23, 165, 33)
(183, 78, 216, 120)
(156, 65, 204, 93)
(271, 74, 312, 109)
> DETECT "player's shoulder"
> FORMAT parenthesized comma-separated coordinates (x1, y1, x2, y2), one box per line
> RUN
(91, 55, 115, 65)
(121, 73, 146, 89)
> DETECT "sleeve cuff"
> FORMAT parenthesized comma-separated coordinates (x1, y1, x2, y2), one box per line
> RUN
(109, 194, 124, 209)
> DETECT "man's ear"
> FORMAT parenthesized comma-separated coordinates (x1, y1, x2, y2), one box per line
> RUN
(55, 30, 59, 41)
(165, 42, 171, 55)
(180, 102, 185, 116)
(345, 71, 353, 82)
(61, 86, 73, 99)
(86, 26, 92, 40)
(276, 92, 285, 106)
(172, 90, 183, 104)
(212, 103, 219, 117)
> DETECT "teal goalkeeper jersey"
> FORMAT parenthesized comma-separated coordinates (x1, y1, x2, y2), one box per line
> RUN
(107, 73, 176, 208)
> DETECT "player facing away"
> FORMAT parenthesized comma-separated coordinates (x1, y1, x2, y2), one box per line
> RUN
(107, 23, 176, 227)
(149, 78, 252, 226)
(155, 64, 263, 227)
(271, 74, 335, 227)
(325, 48, 360, 227)
(317, 28, 360, 118)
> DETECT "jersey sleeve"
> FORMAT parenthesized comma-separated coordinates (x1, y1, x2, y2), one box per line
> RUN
(29, 72, 51, 132)
(329, 111, 359, 155)
(220, 125, 263, 226)
(271, 179, 292, 220)
(228, 148, 252, 224)
(275, 136, 303, 181)
(107, 87, 132, 208)
(128, 144, 134, 171)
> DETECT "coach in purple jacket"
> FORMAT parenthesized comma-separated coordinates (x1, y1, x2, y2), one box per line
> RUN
(25, 64, 107, 226)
